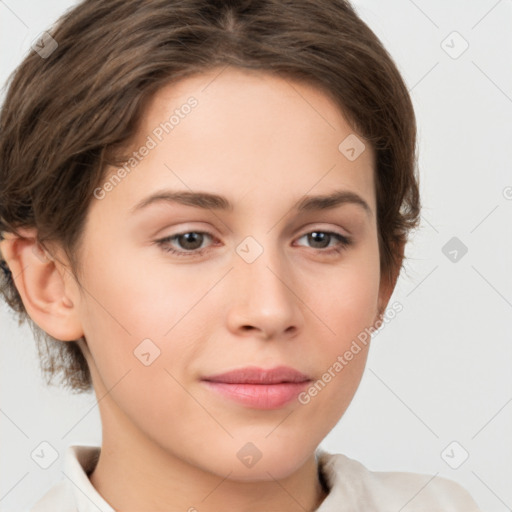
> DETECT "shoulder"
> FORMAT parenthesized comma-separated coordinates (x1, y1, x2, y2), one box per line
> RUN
(28, 445, 111, 512)
(28, 480, 76, 512)
(317, 450, 482, 512)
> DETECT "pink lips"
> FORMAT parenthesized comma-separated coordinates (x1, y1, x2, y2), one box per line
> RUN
(201, 366, 311, 409)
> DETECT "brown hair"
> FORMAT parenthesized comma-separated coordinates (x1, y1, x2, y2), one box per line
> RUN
(0, 0, 420, 393)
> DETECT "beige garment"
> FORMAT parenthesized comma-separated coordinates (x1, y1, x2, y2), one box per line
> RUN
(29, 445, 482, 512)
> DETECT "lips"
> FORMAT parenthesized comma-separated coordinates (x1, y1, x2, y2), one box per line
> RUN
(202, 366, 311, 384)
(201, 366, 312, 409)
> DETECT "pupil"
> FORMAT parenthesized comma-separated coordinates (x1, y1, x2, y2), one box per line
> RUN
(309, 232, 329, 248)
(180, 232, 202, 250)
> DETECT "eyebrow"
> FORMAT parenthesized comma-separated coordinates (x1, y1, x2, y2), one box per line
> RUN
(129, 189, 372, 217)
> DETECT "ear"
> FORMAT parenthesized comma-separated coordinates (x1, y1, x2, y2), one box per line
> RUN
(0, 227, 84, 341)
(376, 239, 405, 320)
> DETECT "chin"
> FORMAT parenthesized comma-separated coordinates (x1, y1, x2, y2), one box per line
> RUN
(223, 459, 306, 483)
(204, 440, 314, 482)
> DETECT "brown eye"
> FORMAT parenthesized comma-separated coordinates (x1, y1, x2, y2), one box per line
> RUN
(156, 231, 215, 256)
(307, 231, 331, 249)
(295, 230, 352, 254)
(175, 232, 205, 250)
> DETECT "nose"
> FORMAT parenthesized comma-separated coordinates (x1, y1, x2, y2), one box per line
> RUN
(225, 240, 305, 340)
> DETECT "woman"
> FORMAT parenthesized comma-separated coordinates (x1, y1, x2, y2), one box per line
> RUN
(0, 0, 481, 510)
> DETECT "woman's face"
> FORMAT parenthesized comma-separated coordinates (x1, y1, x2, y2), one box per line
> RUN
(72, 66, 388, 481)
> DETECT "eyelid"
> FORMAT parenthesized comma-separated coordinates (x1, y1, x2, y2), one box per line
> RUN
(157, 223, 350, 243)
(295, 223, 350, 238)
(155, 224, 352, 258)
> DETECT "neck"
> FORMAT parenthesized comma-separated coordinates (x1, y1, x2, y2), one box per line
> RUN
(87, 397, 329, 512)
(89, 441, 328, 512)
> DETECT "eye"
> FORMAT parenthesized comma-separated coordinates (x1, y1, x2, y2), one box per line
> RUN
(155, 229, 352, 258)
(294, 231, 352, 255)
(155, 231, 215, 257)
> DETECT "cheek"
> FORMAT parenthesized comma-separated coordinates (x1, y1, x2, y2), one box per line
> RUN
(313, 255, 380, 346)
(82, 241, 206, 335)
(77, 250, 216, 386)
(296, 269, 378, 435)
(331, 274, 379, 338)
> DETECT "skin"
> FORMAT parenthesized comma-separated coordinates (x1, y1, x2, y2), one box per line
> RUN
(2, 66, 400, 511)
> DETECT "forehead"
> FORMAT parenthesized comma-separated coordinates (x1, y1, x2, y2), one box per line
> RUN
(143, 67, 364, 146)
(97, 67, 376, 219)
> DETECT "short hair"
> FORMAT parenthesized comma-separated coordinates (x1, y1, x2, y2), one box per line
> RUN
(0, 0, 420, 393)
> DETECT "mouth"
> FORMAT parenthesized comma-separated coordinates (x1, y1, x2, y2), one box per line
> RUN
(201, 366, 312, 409)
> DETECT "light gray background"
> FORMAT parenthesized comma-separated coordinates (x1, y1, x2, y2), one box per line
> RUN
(1, 1, 511, 511)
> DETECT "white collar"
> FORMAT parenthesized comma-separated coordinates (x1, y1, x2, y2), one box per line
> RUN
(63, 445, 114, 512)
(30, 445, 480, 511)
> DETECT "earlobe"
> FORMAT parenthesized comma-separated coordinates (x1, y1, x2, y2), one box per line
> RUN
(0, 228, 84, 341)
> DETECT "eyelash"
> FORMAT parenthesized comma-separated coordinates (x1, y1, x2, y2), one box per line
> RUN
(154, 230, 352, 258)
